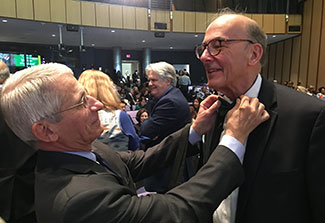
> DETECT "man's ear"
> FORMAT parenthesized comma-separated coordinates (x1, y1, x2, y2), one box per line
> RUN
(167, 77, 172, 86)
(32, 121, 58, 142)
(248, 43, 263, 66)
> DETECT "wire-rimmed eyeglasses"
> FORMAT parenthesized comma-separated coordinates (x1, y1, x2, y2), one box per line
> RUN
(52, 94, 88, 116)
(194, 37, 255, 59)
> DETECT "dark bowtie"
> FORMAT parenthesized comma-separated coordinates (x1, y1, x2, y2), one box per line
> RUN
(218, 97, 236, 117)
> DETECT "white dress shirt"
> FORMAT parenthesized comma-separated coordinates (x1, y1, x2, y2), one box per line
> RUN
(213, 74, 262, 223)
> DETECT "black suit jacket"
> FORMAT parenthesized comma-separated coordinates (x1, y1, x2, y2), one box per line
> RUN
(35, 125, 244, 223)
(0, 112, 36, 223)
(202, 77, 325, 223)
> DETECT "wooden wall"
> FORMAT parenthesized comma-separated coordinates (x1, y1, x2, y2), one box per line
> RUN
(0, 0, 294, 35)
(263, 0, 325, 89)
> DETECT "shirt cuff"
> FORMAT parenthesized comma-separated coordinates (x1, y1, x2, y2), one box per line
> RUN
(188, 126, 202, 145)
(219, 134, 246, 163)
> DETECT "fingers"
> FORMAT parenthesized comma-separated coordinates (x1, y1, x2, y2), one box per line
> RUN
(200, 95, 219, 110)
(224, 95, 269, 144)
(199, 95, 220, 114)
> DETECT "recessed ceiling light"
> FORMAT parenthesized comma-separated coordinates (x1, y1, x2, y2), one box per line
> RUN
(2, 19, 7, 23)
(40, 22, 46, 25)
(272, 35, 277, 38)
(91, 43, 95, 46)
(111, 30, 115, 33)
(194, 34, 198, 38)
(142, 40, 146, 43)
(51, 34, 56, 37)
(169, 46, 173, 49)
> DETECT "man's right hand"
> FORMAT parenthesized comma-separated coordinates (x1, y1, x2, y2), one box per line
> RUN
(224, 95, 269, 145)
(192, 95, 221, 136)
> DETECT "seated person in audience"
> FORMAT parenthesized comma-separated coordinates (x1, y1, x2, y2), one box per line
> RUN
(78, 69, 140, 151)
(1, 63, 269, 223)
(192, 97, 201, 113)
(134, 108, 149, 134)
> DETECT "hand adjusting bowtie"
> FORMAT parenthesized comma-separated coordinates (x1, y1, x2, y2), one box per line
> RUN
(218, 96, 236, 117)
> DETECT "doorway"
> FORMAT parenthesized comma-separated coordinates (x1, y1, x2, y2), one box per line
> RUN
(122, 60, 140, 80)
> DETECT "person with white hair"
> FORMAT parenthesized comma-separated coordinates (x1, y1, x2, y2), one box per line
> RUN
(0, 62, 268, 223)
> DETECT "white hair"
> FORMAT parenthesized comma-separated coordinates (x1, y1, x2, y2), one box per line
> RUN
(0, 63, 73, 146)
(145, 61, 177, 86)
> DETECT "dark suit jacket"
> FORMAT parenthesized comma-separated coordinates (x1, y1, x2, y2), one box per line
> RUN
(0, 112, 36, 223)
(140, 87, 192, 193)
(35, 125, 244, 223)
(202, 77, 325, 223)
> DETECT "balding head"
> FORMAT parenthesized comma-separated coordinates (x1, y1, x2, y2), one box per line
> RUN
(0, 60, 10, 84)
(198, 9, 266, 99)
(208, 11, 267, 65)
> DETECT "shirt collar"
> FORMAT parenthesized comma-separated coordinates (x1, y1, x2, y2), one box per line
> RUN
(64, 151, 97, 163)
(159, 86, 173, 99)
(245, 74, 262, 98)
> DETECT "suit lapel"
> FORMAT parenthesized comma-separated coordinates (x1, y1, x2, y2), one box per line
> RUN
(236, 77, 278, 221)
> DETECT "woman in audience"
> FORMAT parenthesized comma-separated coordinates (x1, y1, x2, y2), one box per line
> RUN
(192, 98, 201, 113)
(78, 70, 140, 152)
(134, 108, 149, 134)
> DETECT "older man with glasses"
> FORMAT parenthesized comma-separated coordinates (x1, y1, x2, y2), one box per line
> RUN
(0, 63, 269, 223)
(193, 8, 325, 223)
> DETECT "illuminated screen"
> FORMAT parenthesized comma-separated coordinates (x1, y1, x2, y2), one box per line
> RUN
(12, 54, 26, 67)
(26, 55, 41, 67)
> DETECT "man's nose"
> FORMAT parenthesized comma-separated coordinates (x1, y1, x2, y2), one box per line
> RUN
(200, 48, 212, 63)
(88, 96, 103, 111)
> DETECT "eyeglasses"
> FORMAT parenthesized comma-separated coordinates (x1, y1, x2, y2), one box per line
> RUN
(53, 94, 88, 116)
(194, 37, 255, 59)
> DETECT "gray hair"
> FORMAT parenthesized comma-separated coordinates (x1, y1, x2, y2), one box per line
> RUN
(213, 8, 268, 66)
(145, 61, 177, 86)
(0, 63, 73, 146)
(0, 60, 10, 84)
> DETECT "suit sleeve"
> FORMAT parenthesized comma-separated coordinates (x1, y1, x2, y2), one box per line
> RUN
(307, 107, 325, 221)
(61, 126, 244, 223)
(139, 98, 178, 141)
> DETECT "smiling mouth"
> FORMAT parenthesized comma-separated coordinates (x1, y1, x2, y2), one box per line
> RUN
(207, 68, 222, 74)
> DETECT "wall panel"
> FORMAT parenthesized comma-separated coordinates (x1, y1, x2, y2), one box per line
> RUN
(274, 14, 285, 34)
(34, 0, 51, 22)
(135, 8, 147, 30)
(50, 0, 66, 23)
(282, 39, 292, 83)
(173, 11, 184, 32)
(291, 36, 301, 85)
(95, 3, 109, 28)
(66, 0, 81, 25)
(318, 0, 325, 88)
(184, 11, 195, 33)
(81, 1, 96, 26)
(307, 0, 322, 87)
(151, 10, 170, 31)
(274, 42, 284, 82)
(263, 14, 274, 33)
(0, 0, 16, 18)
(299, 0, 313, 86)
(123, 6, 136, 29)
(16, 0, 34, 20)
(195, 12, 206, 33)
(110, 5, 123, 28)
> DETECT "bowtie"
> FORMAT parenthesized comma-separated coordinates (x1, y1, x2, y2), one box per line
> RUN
(218, 96, 236, 117)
